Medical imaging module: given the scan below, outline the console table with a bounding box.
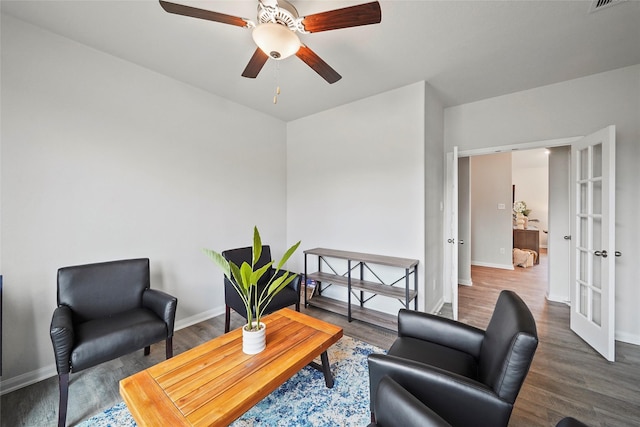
[513,228,540,265]
[304,248,419,331]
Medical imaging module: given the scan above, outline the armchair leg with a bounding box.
[295,301,300,312]
[166,337,173,359]
[57,373,69,427]
[144,346,150,356]
[224,305,231,333]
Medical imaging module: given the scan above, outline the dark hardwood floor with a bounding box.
[459,250,640,427]
[2,250,639,426]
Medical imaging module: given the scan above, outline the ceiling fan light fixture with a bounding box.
[252,22,300,60]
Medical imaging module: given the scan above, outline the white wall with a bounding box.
[512,153,549,247]
[469,153,514,269]
[286,82,427,314]
[1,16,288,390]
[445,65,640,344]
[423,83,445,312]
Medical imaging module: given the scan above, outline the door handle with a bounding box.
[447,238,455,244]
[615,251,622,257]
[594,250,608,258]
[563,235,571,240]
[459,240,464,245]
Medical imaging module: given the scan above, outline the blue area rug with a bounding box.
[78,335,384,426]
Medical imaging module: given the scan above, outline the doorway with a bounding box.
[468,148,550,271]
[455,141,576,311]
[450,126,617,361]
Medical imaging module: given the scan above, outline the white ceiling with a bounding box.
[2,0,639,122]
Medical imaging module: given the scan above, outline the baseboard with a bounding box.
[616,331,640,346]
[459,278,472,286]
[0,364,58,396]
[542,298,640,347]
[174,306,225,331]
[0,306,226,396]
[429,296,445,314]
[470,261,514,270]
[546,293,570,304]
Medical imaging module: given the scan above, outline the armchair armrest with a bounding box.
[143,289,178,337]
[372,376,451,427]
[50,305,74,374]
[397,309,485,358]
[368,354,512,427]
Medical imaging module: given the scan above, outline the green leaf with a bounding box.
[258,273,298,319]
[202,248,231,279]
[228,262,249,296]
[251,261,273,285]
[240,262,254,291]
[252,226,262,267]
[267,272,297,296]
[275,241,301,270]
[266,274,287,296]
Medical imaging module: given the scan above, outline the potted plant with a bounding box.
[203,226,300,354]
[513,200,531,229]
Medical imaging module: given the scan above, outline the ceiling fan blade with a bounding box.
[242,48,270,79]
[296,45,341,84]
[300,1,381,33]
[159,0,250,28]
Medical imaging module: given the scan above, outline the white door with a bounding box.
[444,147,459,320]
[570,125,616,361]
[547,147,572,302]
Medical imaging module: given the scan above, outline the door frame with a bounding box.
[444,147,459,319]
[447,136,581,320]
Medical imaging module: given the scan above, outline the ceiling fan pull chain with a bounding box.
[273,61,281,104]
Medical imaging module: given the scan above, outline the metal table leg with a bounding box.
[308,350,334,388]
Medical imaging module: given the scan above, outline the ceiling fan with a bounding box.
[159,0,382,84]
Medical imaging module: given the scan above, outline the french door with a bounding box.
[570,125,616,361]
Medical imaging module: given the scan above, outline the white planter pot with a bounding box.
[242,322,266,354]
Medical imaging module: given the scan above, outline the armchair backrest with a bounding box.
[478,290,538,403]
[222,245,273,288]
[57,258,150,323]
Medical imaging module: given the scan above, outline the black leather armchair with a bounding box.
[556,418,589,427]
[222,245,301,332]
[50,258,177,427]
[368,290,538,427]
[369,377,588,427]
[367,376,450,427]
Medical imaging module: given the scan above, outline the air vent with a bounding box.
[589,0,627,13]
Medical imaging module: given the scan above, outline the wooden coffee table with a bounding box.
[120,308,343,426]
